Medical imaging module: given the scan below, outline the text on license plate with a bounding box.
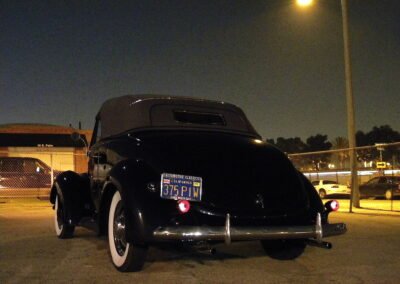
[160,173,202,201]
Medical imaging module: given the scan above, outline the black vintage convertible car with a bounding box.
[50,95,346,272]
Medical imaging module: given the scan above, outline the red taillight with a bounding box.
[325,199,339,212]
[177,200,190,213]
[330,200,339,211]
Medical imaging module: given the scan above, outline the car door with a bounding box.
[322,180,336,194]
[34,159,52,188]
[369,177,388,197]
[22,159,40,188]
[88,117,112,209]
[383,177,399,195]
[377,177,391,197]
[360,177,379,198]
[10,159,25,188]
[88,151,100,206]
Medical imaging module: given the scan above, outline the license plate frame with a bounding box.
[160,173,202,201]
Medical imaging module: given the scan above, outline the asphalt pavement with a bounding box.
[325,198,400,216]
[1,198,400,283]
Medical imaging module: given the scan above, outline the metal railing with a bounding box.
[1,143,399,212]
[288,142,400,211]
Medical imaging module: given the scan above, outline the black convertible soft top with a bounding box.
[97,95,260,139]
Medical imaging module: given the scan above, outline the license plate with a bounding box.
[160,173,202,201]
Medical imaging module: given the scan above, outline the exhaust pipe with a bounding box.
[306,239,332,249]
[193,243,217,255]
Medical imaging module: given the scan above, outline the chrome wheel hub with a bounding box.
[113,203,127,256]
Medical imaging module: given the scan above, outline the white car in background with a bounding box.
[311,180,351,199]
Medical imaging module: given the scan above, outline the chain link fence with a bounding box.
[289,142,400,211]
[0,150,86,199]
[2,143,400,212]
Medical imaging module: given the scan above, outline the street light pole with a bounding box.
[340,0,359,210]
[295,0,360,209]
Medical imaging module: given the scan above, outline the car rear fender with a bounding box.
[105,159,160,245]
[50,171,91,225]
[298,172,325,221]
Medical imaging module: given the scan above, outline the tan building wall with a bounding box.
[0,124,93,173]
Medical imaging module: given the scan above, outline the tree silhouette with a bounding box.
[267,137,306,154]
[357,125,400,163]
[331,136,349,169]
[267,125,400,170]
[305,134,332,170]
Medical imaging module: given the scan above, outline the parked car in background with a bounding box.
[50,95,346,272]
[0,157,59,198]
[0,157,56,188]
[359,176,400,200]
[311,180,351,199]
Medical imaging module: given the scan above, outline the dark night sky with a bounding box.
[1,0,399,140]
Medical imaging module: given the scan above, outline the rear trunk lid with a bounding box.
[136,131,309,217]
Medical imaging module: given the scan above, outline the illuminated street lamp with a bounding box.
[296,0,314,7]
[296,0,360,210]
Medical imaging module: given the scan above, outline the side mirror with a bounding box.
[71,132,81,142]
[71,132,88,156]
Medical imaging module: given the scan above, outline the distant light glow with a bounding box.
[254,139,263,144]
[296,0,313,6]
[303,169,400,177]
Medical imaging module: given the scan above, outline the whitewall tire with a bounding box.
[108,191,147,272]
[54,195,75,238]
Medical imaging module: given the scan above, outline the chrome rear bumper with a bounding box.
[153,213,346,245]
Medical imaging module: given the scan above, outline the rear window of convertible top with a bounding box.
[173,110,226,126]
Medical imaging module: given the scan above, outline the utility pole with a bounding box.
[341,0,359,209]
